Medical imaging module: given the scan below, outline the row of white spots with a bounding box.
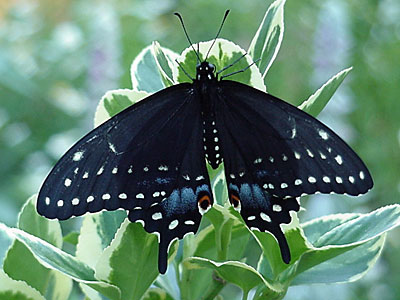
[247,210,278,223]
[259,148,337,166]
[261,171,366,192]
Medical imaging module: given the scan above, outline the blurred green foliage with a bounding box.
[0,0,399,299]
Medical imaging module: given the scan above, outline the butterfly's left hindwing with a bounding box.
[37,83,213,274]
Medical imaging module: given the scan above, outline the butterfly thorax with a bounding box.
[194,61,222,169]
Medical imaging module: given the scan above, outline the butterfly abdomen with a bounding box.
[201,114,223,169]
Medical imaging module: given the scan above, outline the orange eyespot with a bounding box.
[198,194,211,210]
[230,193,240,208]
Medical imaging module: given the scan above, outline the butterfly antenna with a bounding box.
[174,12,201,63]
[205,10,230,60]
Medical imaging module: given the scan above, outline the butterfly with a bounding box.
[37,11,373,274]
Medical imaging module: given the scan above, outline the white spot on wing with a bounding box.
[73,151,84,161]
[336,176,343,184]
[112,167,118,174]
[108,143,117,153]
[158,165,168,171]
[281,183,288,189]
[307,149,314,158]
[359,171,365,180]
[118,193,127,199]
[128,166,133,174]
[319,152,327,160]
[102,193,111,200]
[184,220,195,225]
[282,154,288,161]
[272,204,282,212]
[295,179,302,185]
[72,198,79,205]
[64,178,72,187]
[97,166,104,175]
[254,158,262,164]
[335,155,343,165]
[169,219,179,230]
[291,127,297,138]
[319,129,328,140]
[308,176,317,183]
[83,172,89,179]
[260,212,271,222]
[323,176,331,183]
[153,191,160,197]
[247,216,256,221]
[196,175,204,181]
[45,197,50,205]
[136,193,144,199]
[57,200,64,207]
[152,212,162,220]
[87,196,94,203]
[294,152,301,160]
[349,176,355,183]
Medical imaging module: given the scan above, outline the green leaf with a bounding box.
[293,236,384,285]
[95,220,178,300]
[177,39,266,91]
[130,45,166,93]
[292,205,400,285]
[298,67,352,116]
[211,169,228,206]
[94,89,149,127]
[248,0,285,78]
[142,287,174,300]
[76,211,126,300]
[3,196,72,300]
[130,44,178,93]
[63,232,79,246]
[0,270,46,300]
[184,258,281,296]
[0,223,121,300]
[152,41,178,87]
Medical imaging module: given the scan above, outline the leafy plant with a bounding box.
[0,1,398,299]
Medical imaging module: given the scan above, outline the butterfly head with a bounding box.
[196,61,216,82]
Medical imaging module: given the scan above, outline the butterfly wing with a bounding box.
[216,80,373,199]
[215,80,373,262]
[37,83,213,273]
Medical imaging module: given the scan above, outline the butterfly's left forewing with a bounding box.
[37,84,212,273]
[216,80,373,199]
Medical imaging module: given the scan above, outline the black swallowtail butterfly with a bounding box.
[37,11,373,274]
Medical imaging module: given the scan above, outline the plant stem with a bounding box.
[201,271,226,299]
[242,290,249,300]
